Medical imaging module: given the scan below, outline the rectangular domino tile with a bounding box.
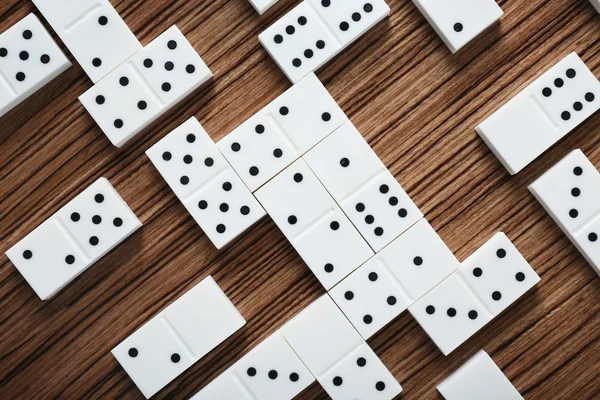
[32,0,141,82]
[280,295,402,399]
[412,0,503,53]
[304,120,422,252]
[112,276,246,399]
[330,218,460,339]
[529,149,600,275]
[249,0,279,15]
[6,178,141,300]
[0,14,71,118]
[80,26,212,147]
[147,117,266,249]
[259,0,390,83]
[437,350,523,400]
[477,52,600,175]
[218,73,347,193]
[409,233,539,355]
[191,332,315,400]
[255,159,373,290]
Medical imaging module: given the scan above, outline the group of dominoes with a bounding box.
[3,0,600,399]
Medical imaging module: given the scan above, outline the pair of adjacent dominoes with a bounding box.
[477,52,600,175]
[112,276,246,399]
[530,149,600,276]
[0,14,71,117]
[32,0,141,83]
[6,178,141,300]
[412,0,503,53]
[437,350,523,400]
[192,295,402,400]
[249,0,279,15]
[259,0,391,83]
[146,73,347,251]
[79,25,212,147]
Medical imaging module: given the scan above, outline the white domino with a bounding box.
[412,0,503,54]
[409,233,539,355]
[477,52,600,175]
[529,149,600,275]
[590,0,600,13]
[304,121,422,251]
[192,332,315,400]
[32,0,141,82]
[146,117,266,249]
[218,73,347,193]
[330,219,459,339]
[80,26,212,147]
[249,0,279,15]
[281,295,402,399]
[0,14,71,117]
[6,178,141,300]
[255,159,373,290]
[259,0,390,83]
[112,276,245,399]
[437,350,523,400]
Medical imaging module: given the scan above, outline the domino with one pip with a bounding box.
[6,178,141,300]
[281,295,402,399]
[218,73,347,193]
[304,121,422,252]
[80,25,212,147]
[32,0,141,82]
[477,52,600,175]
[0,13,71,118]
[255,159,373,290]
[409,233,539,355]
[112,276,245,399]
[437,350,523,400]
[146,117,266,249]
[411,0,503,53]
[329,218,459,339]
[259,0,390,83]
[529,149,600,275]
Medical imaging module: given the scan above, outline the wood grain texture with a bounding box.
[1,0,600,398]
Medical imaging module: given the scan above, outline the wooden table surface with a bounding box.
[1,0,600,399]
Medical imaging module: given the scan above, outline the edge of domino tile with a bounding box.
[0,13,72,119]
[475,124,519,175]
[437,350,524,400]
[249,0,278,15]
[590,0,600,13]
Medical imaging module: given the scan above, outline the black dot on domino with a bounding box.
[589,232,598,242]
[16,72,25,82]
[268,370,278,380]
[376,382,386,392]
[515,272,525,282]
[247,367,256,377]
[573,166,583,176]
[114,218,123,227]
[71,212,81,222]
[492,291,502,301]
[171,353,180,363]
[89,236,99,246]
[454,23,463,32]
[333,376,343,386]
[0,48,7,57]
[344,290,353,300]
[128,348,138,357]
[468,310,478,320]
[216,224,226,234]
[369,272,378,282]
[473,267,482,277]
[325,263,334,273]
[19,51,28,61]
[447,307,457,317]
[569,209,578,218]
[23,30,32,40]
[363,315,373,324]
[23,250,33,259]
[496,248,506,258]
[222,182,232,191]
[92,58,102,67]
[120,77,129,87]
[167,40,177,50]
[289,373,299,382]
[240,206,250,215]
[413,256,423,266]
[95,194,104,203]
[426,305,435,314]
[65,255,75,265]
[571,187,581,197]
[387,296,396,305]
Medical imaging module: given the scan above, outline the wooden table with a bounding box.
[1,0,600,398]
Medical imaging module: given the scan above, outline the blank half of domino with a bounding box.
[0,13,71,117]
[411,0,503,53]
[437,350,523,400]
[112,276,246,399]
[6,178,141,300]
[32,0,141,82]
[529,149,600,276]
[477,52,600,175]
[259,0,390,83]
[80,26,212,147]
